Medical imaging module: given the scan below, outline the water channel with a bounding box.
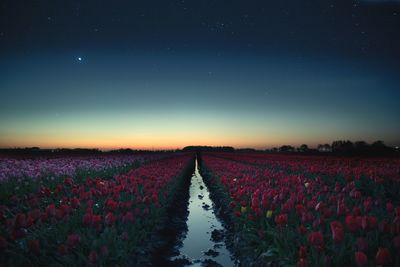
[171,158,236,266]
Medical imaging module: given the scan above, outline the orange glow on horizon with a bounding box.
[0,134,330,150]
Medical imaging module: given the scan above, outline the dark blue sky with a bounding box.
[0,0,399,149]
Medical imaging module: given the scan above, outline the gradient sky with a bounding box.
[1,0,399,149]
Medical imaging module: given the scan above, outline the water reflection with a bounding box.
[172,158,236,266]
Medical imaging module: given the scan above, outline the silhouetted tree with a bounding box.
[298,144,309,152]
[182,146,234,152]
[354,141,369,153]
[332,140,354,153]
[371,140,391,154]
[279,145,295,152]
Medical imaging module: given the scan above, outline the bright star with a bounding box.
[77,57,82,61]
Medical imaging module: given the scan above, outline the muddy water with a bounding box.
[171,158,236,266]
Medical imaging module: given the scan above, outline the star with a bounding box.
[77,57,82,61]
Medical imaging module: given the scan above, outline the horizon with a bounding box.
[1,1,399,149]
[0,140,397,152]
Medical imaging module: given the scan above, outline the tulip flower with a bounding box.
[104,212,117,226]
[345,215,361,233]
[58,244,69,255]
[88,250,99,266]
[297,258,307,267]
[298,246,307,259]
[375,247,391,266]
[308,231,324,251]
[275,213,288,227]
[46,204,56,217]
[13,213,27,229]
[355,251,368,267]
[330,221,344,243]
[70,197,80,209]
[66,234,80,249]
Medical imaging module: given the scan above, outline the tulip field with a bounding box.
[1,151,399,266]
[200,153,400,267]
[0,153,194,266]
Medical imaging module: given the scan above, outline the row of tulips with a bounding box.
[0,154,194,266]
[211,152,400,185]
[201,153,400,267]
[0,153,174,206]
[0,153,172,182]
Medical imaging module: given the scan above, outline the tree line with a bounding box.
[274,140,398,156]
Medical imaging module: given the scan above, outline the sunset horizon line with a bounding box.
[1,139,398,152]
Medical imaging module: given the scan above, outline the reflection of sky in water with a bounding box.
[175,159,236,266]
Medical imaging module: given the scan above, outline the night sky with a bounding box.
[1,0,399,149]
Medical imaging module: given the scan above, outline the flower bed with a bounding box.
[201,153,400,267]
[0,154,194,266]
[0,154,171,182]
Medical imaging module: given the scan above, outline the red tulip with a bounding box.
[28,209,41,222]
[386,202,394,213]
[64,177,73,186]
[345,215,361,232]
[66,234,81,249]
[122,211,134,223]
[367,216,377,230]
[124,201,132,209]
[352,206,361,216]
[14,213,27,229]
[71,197,80,209]
[375,247,391,266]
[105,212,116,226]
[275,213,288,227]
[46,204,56,217]
[308,231,324,251]
[298,225,307,235]
[92,215,102,230]
[88,250,99,266]
[58,244,69,255]
[55,208,65,220]
[355,251,368,267]
[105,198,118,210]
[337,201,347,216]
[262,192,269,208]
[297,258,307,267]
[330,221,344,243]
[361,216,377,231]
[298,246,307,259]
[10,228,26,240]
